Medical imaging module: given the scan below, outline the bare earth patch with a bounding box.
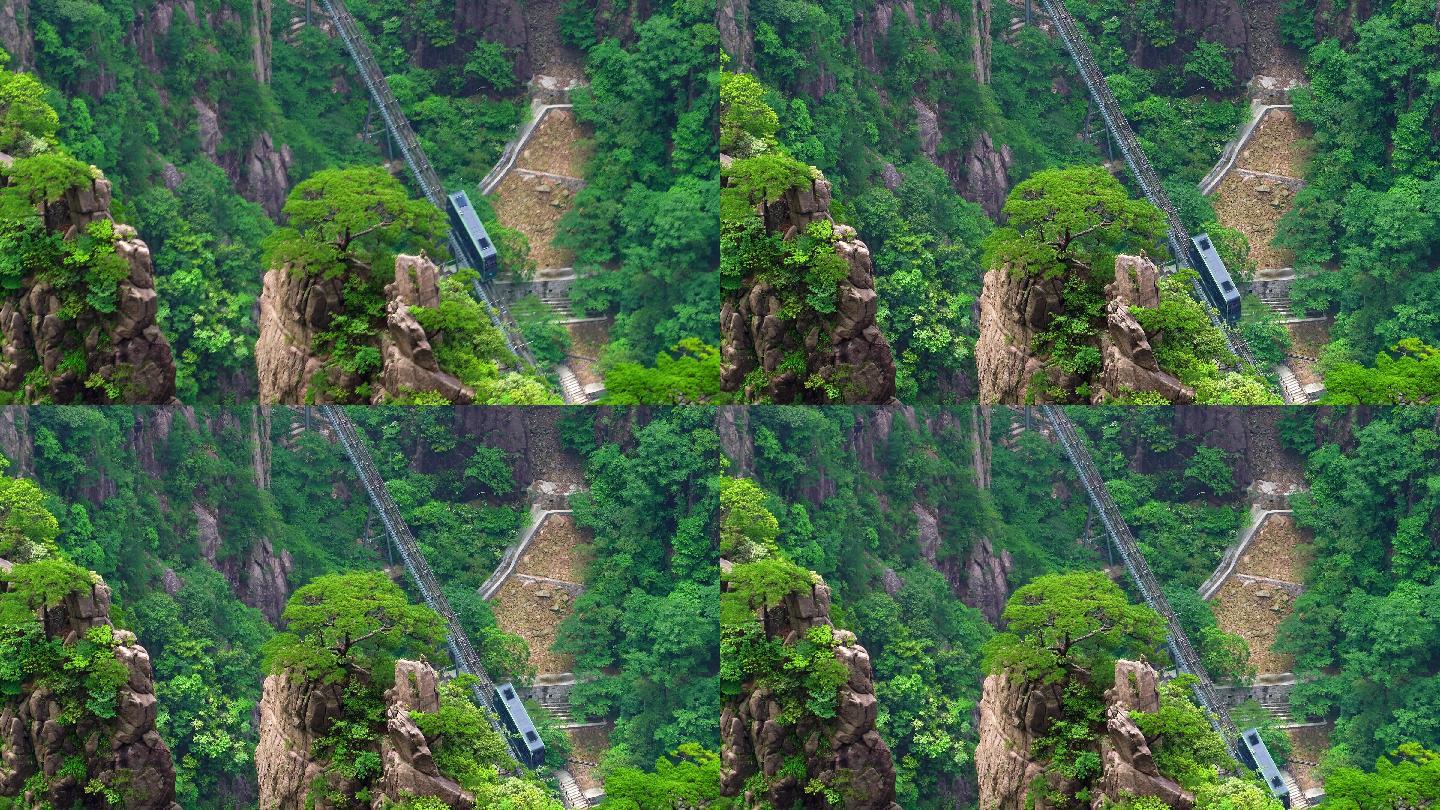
[516,109,590,179]
[1235,514,1312,583]
[492,171,577,270]
[515,514,592,582]
[1236,110,1309,178]
[523,409,588,484]
[566,318,612,389]
[491,577,576,673]
[1286,724,1333,794]
[1285,318,1332,387]
[1213,172,1297,270]
[1211,578,1297,674]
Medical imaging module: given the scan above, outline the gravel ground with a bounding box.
[1287,725,1333,793]
[492,171,577,270]
[1236,110,1309,177]
[1211,578,1297,673]
[492,576,576,673]
[1285,319,1332,388]
[523,0,587,79]
[523,409,587,483]
[1242,0,1308,81]
[1212,172,1296,270]
[516,109,590,179]
[1242,408,1307,484]
[515,514,592,582]
[567,724,613,792]
[1236,513,1312,582]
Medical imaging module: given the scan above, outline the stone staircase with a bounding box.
[542,290,574,318]
[557,364,588,404]
[540,693,576,725]
[1277,365,1308,404]
[1282,771,1310,808]
[1258,289,1294,318]
[1259,696,1294,725]
[556,769,589,808]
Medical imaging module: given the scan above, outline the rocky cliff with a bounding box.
[0,569,181,809]
[720,171,897,404]
[976,254,1194,404]
[256,659,473,810]
[976,660,1194,810]
[0,161,178,403]
[256,253,473,404]
[721,577,902,809]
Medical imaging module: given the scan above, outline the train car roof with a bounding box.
[447,190,498,258]
[495,682,546,754]
[1242,728,1289,798]
[1192,233,1240,300]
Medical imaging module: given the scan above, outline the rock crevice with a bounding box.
[256,659,473,810]
[975,659,1194,810]
[256,254,472,404]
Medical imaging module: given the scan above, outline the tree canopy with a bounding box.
[262,571,444,684]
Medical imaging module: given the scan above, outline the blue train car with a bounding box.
[446,190,501,282]
[1190,233,1242,325]
[493,682,546,768]
[1240,727,1292,807]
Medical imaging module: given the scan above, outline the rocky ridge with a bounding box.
[720,577,901,809]
[720,170,897,403]
[256,253,473,404]
[0,159,178,403]
[976,253,1195,404]
[976,659,1194,809]
[0,569,181,809]
[256,658,473,810]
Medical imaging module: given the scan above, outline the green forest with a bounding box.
[721,0,1440,404]
[720,405,1440,807]
[0,406,721,809]
[0,0,718,404]
[1274,0,1440,398]
[719,0,1282,402]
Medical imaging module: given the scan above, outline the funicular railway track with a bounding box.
[315,0,538,370]
[1043,406,1243,752]
[1035,0,1263,372]
[1043,405,1305,805]
[320,406,524,768]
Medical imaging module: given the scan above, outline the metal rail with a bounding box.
[315,0,538,369]
[1035,0,1260,369]
[320,405,522,768]
[1042,405,1243,761]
